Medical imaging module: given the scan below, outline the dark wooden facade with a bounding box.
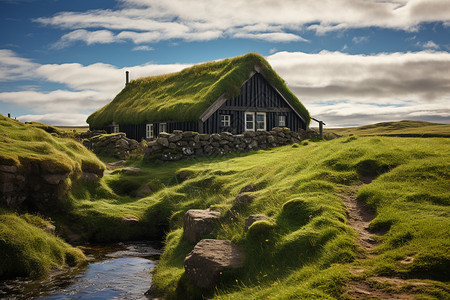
[104,72,307,140]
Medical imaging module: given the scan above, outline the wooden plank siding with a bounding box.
[105,72,306,140]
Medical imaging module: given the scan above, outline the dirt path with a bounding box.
[340,182,438,299]
[340,184,378,252]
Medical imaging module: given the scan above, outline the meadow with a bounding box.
[1,117,449,299]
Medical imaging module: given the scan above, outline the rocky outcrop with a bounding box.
[0,163,103,210]
[244,214,270,231]
[183,209,221,244]
[184,239,244,289]
[83,133,139,159]
[145,127,305,161]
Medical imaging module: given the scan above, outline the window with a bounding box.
[220,115,230,127]
[146,123,154,139]
[278,115,286,127]
[159,123,167,133]
[256,112,266,131]
[113,124,119,133]
[245,112,254,131]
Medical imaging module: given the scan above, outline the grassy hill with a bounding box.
[67,135,449,299]
[1,116,449,298]
[0,115,105,279]
[327,120,450,137]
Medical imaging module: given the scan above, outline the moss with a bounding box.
[0,212,85,279]
[87,53,310,128]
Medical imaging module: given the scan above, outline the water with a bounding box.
[0,242,161,299]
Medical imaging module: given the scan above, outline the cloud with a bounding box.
[352,36,369,44]
[0,49,39,81]
[421,40,440,49]
[267,50,450,126]
[34,0,450,46]
[132,45,154,51]
[17,113,90,127]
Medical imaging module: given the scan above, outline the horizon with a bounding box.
[1,0,449,128]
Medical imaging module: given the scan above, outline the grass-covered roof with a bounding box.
[87,53,310,129]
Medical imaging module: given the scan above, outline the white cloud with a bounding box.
[267,50,450,126]
[0,49,39,81]
[132,45,154,51]
[352,36,369,44]
[17,113,90,127]
[421,40,440,49]
[34,0,450,46]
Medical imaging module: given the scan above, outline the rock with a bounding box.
[183,209,221,244]
[184,239,244,289]
[240,184,256,193]
[107,160,126,167]
[121,215,139,225]
[81,172,100,181]
[0,165,18,173]
[159,132,171,138]
[43,173,68,185]
[121,167,141,174]
[233,193,256,207]
[140,184,153,194]
[156,137,169,147]
[244,214,270,231]
[168,134,182,143]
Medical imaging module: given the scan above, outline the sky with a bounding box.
[0,0,449,128]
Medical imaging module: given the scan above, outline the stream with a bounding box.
[0,241,160,299]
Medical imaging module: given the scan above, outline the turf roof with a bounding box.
[87,53,310,129]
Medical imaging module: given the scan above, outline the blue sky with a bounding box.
[1,0,449,127]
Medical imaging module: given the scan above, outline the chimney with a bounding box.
[126,71,129,85]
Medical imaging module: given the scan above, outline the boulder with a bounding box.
[183,209,221,244]
[107,160,126,167]
[184,239,244,289]
[244,214,270,231]
[233,193,256,207]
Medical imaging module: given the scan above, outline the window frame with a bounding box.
[278,115,286,127]
[159,122,167,133]
[113,124,119,133]
[220,114,231,127]
[245,112,255,131]
[146,123,154,139]
[256,112,266,131]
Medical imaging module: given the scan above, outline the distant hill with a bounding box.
[327,120,450,137]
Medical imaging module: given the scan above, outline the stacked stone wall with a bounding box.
[145,127,319,161]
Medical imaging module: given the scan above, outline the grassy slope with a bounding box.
[0,115,106,278]
[70,136,449,299]
[0,211,85,279]
[0,115,104,174]
[327,120,450,137]
[87,53,310,128]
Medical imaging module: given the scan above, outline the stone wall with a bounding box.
[0,164,103,211]
[145,127,319,161]
[82,133,139,159]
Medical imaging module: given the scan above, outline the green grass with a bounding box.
[63,136,449,299]
[327,120,450,137]
[0,210,86,279]
[0,115,104,175]
[87,53,310,128]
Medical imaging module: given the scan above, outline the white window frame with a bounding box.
[159,122,167,133]
[245,112,255,131]
[278,115,286,127]
[220,115,230,127]
[256,112,266,131]
[146,123,154,139]
[113,124,119,133]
